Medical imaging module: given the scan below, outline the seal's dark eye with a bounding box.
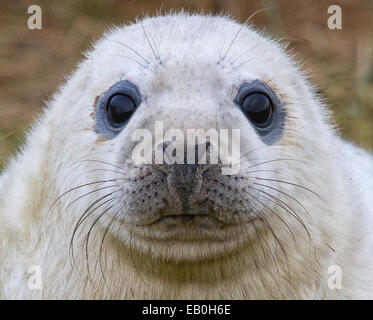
[96,80,141,138]
[241,93,273,128]
[234,80,284,143]
[106,94,136,127]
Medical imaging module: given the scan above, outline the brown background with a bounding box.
[0,0,372,170]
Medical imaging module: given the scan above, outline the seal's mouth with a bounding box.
[131,205,256,243]
[143,213,221,225]
[117,178,258,257]
[131,196,256,232]
[134,212,223,227]
[133,212,239,242]
[133,199,241,228]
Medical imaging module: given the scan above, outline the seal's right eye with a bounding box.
[106,94,136,127]
[95,80,142,139]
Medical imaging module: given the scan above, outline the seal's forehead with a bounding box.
[86,13,299,99]
[98,14,248,60]
[90,14,290,76]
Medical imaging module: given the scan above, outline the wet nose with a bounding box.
[159,140,212,165]
[160,141,212,201]
[169,163,200,195]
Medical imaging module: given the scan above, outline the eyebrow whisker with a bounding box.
[105,36,151,65]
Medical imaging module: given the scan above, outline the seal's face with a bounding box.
[60,15,329,263]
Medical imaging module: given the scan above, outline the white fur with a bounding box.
[1,13,373,299]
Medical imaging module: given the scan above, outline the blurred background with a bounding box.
[0,0,372,171]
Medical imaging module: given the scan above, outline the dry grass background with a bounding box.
[0,0,372,171]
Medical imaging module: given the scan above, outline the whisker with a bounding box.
[108,54,148,69]
[98,209,122,288]
[83,204,115,281]
[234,57,256,69]
[240,145,272,160]
[250,205,284,273]
[66,184,121,210]
[245,189,297,246]
[221,7,273,62]
[80,168,128,176]
[252,177,324,202]
[97,195,135,287]
[70,193,118,273]
[250,185,310,238]
[82,150,140,166]
[105,36,150,64]
[147,29,161,62]
[246,158,300,168]
[252,181,312,220]
[74,159,129,171]
[230,43,260,66]
[140,21,161,63]
[251,207,280,273]
[50,179,117,210]
[129,219,147,285]
[246,169,280,174]
[252,218,269,267]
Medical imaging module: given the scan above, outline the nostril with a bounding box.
[154,140,173,154]
[171,163,198,175]
[192,141,211,165]
[162,141,172,153]
[156,140,216,165]
[206,140,211,150]
[168,163,201,197]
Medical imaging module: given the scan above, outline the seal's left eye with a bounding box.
[106,94,136,127]
[234,80,284,144]
[240,93,273,128]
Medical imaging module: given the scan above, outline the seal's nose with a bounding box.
[159,141,212,206]
[169,163,200,194]
[166,162,203,210]
[159,140,212,165]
